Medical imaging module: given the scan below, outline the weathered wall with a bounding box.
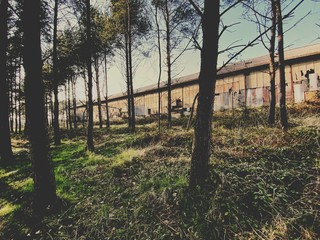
[75,57,320,122]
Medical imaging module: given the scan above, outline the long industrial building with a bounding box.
[77,44,320,121]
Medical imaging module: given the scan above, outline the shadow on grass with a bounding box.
[179,171,223,240]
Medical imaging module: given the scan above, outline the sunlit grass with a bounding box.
[110,148,142,168]
[0,202,20,217]
[9,178,33,192]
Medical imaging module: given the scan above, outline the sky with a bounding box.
[59,0,320,101]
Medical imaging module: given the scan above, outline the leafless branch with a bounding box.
[192,36,202,51]
[283,0,305,19]
[8,2,20,19]
[218,42,258,55]
[241,1,272,21]
[218,0,308,72]
[284,10,311,34]
[188,0,203,17]
[220,0,245,17]
[219,22,240,40]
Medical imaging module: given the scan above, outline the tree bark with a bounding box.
[67,79,72,129]
[104,56,110,128]
[94,56,103,128]
[53,0,61,145]
[164,0,172,129]
[50,93,54,128]
[125,34,132,128]
[22,0,57,210]
[0,0,14,164]
[268,0,276,125]
[72,77,78,129]
[275,0,288,131]
[86,0,94,151]
[187,93,199,131]
[155,6,162,132]
[189,0,220,187]
[18,62,22,133]
[64,85,69,129]
[46,93,50,127]
[10,70,14,133]
[127,1,135,132]
[14,73,18,133]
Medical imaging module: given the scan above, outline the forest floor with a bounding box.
[0,103,319,240]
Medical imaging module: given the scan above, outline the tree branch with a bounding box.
[218,42,258,55]
[218,0,308,72]
[218,22,240,40]
[188,0,203,17]
[220,0,245,17]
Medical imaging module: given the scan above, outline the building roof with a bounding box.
[105,43,320,102]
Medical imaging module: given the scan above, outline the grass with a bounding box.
[0,103,319,239]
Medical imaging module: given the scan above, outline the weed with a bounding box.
[1,102,319,239]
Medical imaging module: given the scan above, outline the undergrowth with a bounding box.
[0,103,319,239]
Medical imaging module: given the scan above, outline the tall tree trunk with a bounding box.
[64,85,68,129]
[155,6,162,132]
[275,0,288,131]
[189,0,220,187]
[83,70,88,128]
[50,93,54,128]
[22,0,57,210]
[45,93,49,127]
[86,0,94,151]
[10,72,14,133]
[0,0,13,164]
[18,62,22,133]
[94,56,103,128]
[72,77,78,129]
[126,1,135,132]
[164,0,172,129]
[268,0,276,125]
[125,33,132,128]
[14,70,18,133]
[67,79,72,129]
[104,56,110,128]
[52,0,61,145]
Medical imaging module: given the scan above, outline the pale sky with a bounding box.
[59,0,320,102]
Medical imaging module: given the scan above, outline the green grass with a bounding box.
[0,103,319,239]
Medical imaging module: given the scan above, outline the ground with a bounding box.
[0,103,319,240]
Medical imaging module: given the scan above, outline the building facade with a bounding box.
[76,44,320,121]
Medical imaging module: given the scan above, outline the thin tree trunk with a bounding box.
[83,70,88,128]
[45,93,49,127]
[127,1,135,132]
[0,0,13,164]
[189,0,220,187]
[125,33,132,128]
[64,85,69,129]
[72,77,78,129]
[53,0,61,145]
[22,0,57,210]
[276,0,288,131]
[164,0,172,129]
[86,0,94,151]
[10,72,14,133]
[187,93,199,131]
[155,6,162,132]
[104,56,110,128]
[268,0,276,125]
[94,57,103,128]
[67,79,72,129]
[50,93,54,128]
[14,69,18,133]
[18,62,22,133]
